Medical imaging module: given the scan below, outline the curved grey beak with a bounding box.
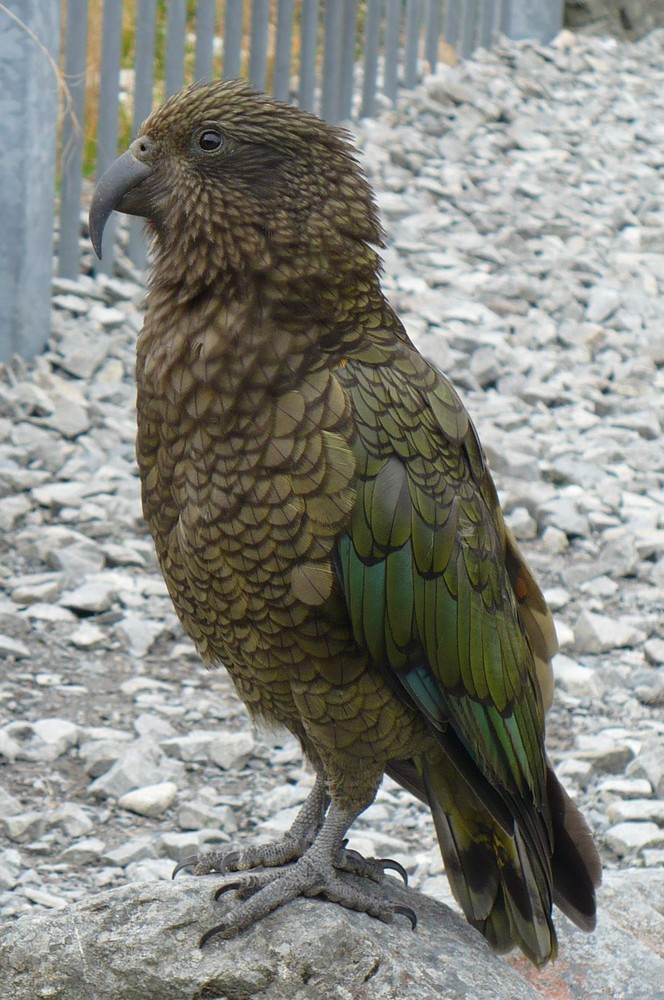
[89,149,153,259]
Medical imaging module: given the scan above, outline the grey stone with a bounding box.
[101,839,156,868]
[125,858,175,882]
[574,611,644,654]
[21,887,68,910]
[69,622,106,650]
[0,634,30,658]
[59,579,117,614]
[553,655,601,698]
[116,613,167,657]
[599,777,654,799]
[60,838,106,864]
[9,573,62,605]
[575,734,635,774]
[118,782,178,818]
[3,719,78,763]
[505,506,538,540]
[627,745,664,797]
[0,848,22,890]
[644,638,664,666]
[0,784,23,816]
[48,805,95,839]
[88,740,183,799]
[176,800,237,833]
[605,821,664,856]
[1,812,45,843]
[78,739,133,778]
[160,730,256,771]
[606,799,664,825]
[0,494,32,531]
[47,539,106,576]
[586,286,622,322]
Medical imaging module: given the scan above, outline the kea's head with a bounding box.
[90,80,383,290]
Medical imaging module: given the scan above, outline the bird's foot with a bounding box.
[173,831,314,879]
[174,838,408,887]
[200,851,417,944]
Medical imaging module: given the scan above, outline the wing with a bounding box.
[335,343,555,810]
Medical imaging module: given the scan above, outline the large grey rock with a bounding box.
[0,878,543,1000]
[1,871,663,1000]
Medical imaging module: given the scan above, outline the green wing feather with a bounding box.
[334,341,565,964]
[337,349,548,802]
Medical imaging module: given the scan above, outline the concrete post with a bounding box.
[0,1,61,361]
[503,0,564,44]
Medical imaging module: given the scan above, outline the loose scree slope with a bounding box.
[89,79,601,966]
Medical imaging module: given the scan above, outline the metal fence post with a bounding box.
[95,0,124,275]
[58,0,88,281]
[502,0,564,43]
[0,1,60,361]
[128,0,158,269]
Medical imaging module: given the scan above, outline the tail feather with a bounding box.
[422,760,558,966]
[547,764,601,930]
[386,750,600,966]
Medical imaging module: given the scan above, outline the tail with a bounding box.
[387,754,601,966]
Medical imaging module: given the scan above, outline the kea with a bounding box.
[89,79,601,965]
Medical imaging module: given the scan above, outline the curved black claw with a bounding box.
[394,903,418,930]
[172,855,198,879]
[200,922,227,948]
[379,858,409,886]
[342,849,409,886]
[218,850,241,875]
[214,880,244,901]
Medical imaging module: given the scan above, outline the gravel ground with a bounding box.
[1,28,663,923]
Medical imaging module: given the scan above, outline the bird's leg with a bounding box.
[174,770,330,878]
[199,798,417,943]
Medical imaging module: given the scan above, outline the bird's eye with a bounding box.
[198,129,224,152]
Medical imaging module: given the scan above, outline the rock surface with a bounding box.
[0,870,661,1000]
[0,878,542,1000]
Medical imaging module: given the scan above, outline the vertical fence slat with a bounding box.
[298,0,319,110]
[59,0,88,280]
[404,0,422,89]
[338,0,359,120]
[195,0,217,82]
[129,0,158,268]
[249,0,270,91]
[96,0,124,274]
[383,0,401,104]
[274,0,294,100]
[424,0,441,74]
[321,0,344,121]
[360,0,382,119]
[477,0,495,48]
[460,0,478,58]
[165,0,187,97]
[499,0,511,35]
[223,0,244,79]
[444,0,461,49]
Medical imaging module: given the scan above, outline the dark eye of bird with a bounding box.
[199,129,223,152]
